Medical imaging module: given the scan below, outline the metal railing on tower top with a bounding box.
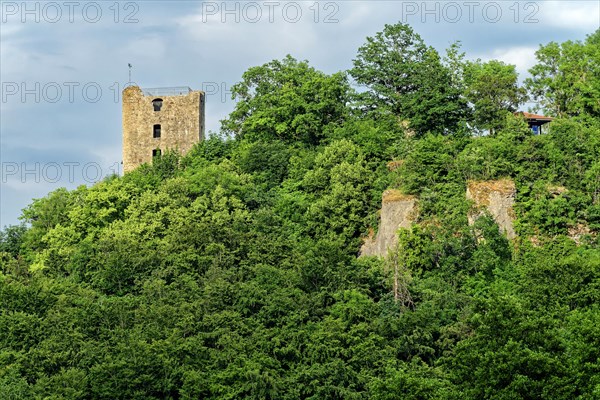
[141,87,193,96]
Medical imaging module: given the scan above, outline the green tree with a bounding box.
[222,55,351,145]
[350,23,467,136]
[526,29,600,117]
[464,60,527,134]
[0,224,27,258]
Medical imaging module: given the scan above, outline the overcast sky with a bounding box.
[1,0,599,227]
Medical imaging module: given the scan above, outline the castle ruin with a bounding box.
[122,85,205,173]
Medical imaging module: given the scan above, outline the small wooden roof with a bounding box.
[516,111,553,124]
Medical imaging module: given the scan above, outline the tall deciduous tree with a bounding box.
[464,60,527,134]
[350,23,467,136]
[526,29,600,118]
[221,55,351,145]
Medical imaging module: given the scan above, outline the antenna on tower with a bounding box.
[128,63,132,84]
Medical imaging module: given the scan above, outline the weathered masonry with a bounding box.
[122,85,205,173]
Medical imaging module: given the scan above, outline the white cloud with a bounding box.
[342,3,375,27]
[122,34,168,61]
[175,3,321,56]
[537,1,600,32]
[488,46,539,78]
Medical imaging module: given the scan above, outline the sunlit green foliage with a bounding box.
[1,25,598,399]
[350,23,467,136]
[526,29,600,117]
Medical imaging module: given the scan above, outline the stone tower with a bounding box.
[122,85,205,173]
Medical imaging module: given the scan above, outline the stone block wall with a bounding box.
[122,86,205,173]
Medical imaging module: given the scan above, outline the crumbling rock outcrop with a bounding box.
[362,178,592,252]
[467,179,516,240]
[360,190,417,257]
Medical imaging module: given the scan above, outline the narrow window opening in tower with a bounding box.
[153,124,161,138]
[152,98,163,111]
[153,149,161,158]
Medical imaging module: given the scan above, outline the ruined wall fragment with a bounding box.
[360,189,417,257]
[467,179,516,240]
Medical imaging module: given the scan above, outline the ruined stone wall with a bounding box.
[360,190,417,257]
[362,177,594,256]
[122,86,205,173]
[466,179,516,240]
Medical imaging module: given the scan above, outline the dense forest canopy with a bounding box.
[1,23,599,399]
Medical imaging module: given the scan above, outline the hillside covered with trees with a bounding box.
[1,24,599,399]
